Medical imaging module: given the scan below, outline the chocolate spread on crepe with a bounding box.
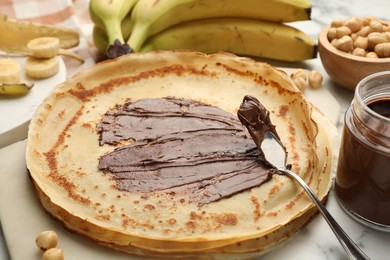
[97,96,277,206]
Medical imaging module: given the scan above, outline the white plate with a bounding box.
[0,55,66,148]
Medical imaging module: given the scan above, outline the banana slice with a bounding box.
[27,37,60,59]
[27,37,84,63]
[25,56,59,79]
[0,82,34,96]
[0,58,21,84]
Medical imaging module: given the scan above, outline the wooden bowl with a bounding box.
[318,26,390,91]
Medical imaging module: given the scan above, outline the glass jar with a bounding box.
[335,71,390,231]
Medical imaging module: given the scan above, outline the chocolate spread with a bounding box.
[237,95,282,161]
[336,98,390,226]
[97,96,276,206]
[368,99,390,118]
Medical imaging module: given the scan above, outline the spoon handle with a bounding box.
[279,168,371,260]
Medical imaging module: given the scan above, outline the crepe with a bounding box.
[26,51,337,258]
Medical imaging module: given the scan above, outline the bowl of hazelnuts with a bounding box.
[318,16,390,91]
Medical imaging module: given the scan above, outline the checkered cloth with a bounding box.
[1,0,97,77]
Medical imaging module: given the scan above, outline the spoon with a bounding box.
[261,131,371,260]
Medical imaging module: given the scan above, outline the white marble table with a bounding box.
[1,0,390,259]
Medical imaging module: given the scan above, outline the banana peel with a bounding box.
[0,13,79,55]
[0,82,34,96]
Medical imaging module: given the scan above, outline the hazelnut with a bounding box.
[366,52,379,58]
[35,230,58,251]
[290,68,307,81]
[332,35,354,52]
[375,42,390,58]
[353,36,368,49]
[352,48,366,57]
[308,70,323,89]
[362,16,376,26]
[385,32,390,41]
[327,27,337,41]
[331,18,346,28]
[369,20,383,33]
[292,76,307,92]
[344,17,363,32]
[356,26,370,37]
[367,32,387,50]
[42,248,64,260]
[336,26,352,38]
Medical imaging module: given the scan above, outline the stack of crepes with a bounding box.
[26,51,337,259]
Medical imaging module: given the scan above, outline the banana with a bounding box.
[89,6,133,42]
[89,0,137,58]
[27,37,84,63]
[0,13,79,54]
[0,82,34,96]
[90,11,133,57]
[140,18,317,62]
[25,56,59,79]
[127,0,312,52]
[92,26,109,54]
[0,58,20,84]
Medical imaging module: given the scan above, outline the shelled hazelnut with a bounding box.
[308,71,323,89]
[35,230,58,251]
[42,248,64,260]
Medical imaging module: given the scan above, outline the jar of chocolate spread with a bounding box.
[335,71,390,231]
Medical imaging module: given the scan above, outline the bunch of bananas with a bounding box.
[90,0,317,62]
